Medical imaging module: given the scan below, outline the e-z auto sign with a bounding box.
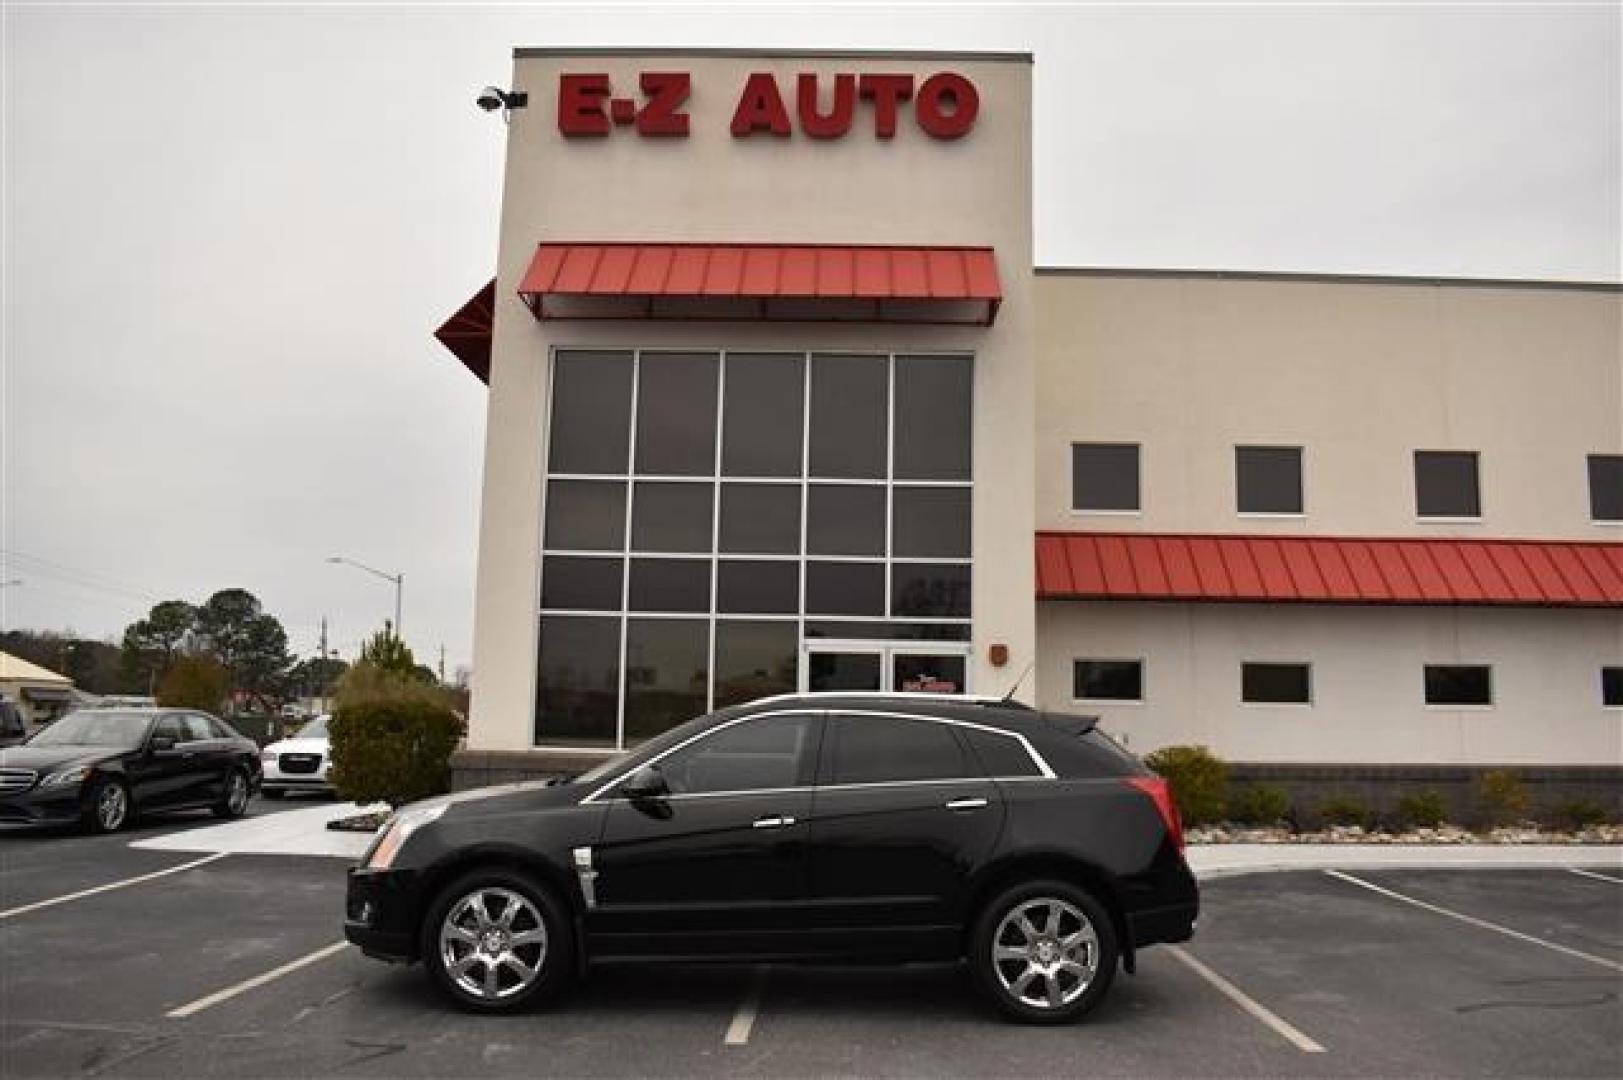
[557,71,979,139]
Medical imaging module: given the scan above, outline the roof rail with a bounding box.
[745,691,1030,709]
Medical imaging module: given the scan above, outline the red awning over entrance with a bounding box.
[1036,532,1623,607]
[516,243,1002,325]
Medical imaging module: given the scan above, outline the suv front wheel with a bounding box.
[421,870,573,1013]
[970,879,1119,1024]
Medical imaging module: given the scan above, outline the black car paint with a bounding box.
[345,696,1197,973]
[0,710,262,828]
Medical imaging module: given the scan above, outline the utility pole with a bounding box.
[318,617,330,715]
[438,644,446,685]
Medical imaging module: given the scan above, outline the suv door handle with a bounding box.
[752,815,796,829]
[945,797,988,811]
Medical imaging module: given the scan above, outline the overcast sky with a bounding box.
[2,1,1618,673]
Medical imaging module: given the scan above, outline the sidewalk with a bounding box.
[130,801,381,859]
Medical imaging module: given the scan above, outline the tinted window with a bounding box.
[1415,451,1480,517]
[892,653,966,694]
[1589,455,1622,521]
[805,562,885,616]
[536,616,620,745]
[549,351,633,474]
[541,556,623,611]
[624,618,708,741]
[960,726,1042,778]
[1242,663,1312,704]
[809,355,887,478]
[1074,660,1143,701]
[1236,447,1303,514]
[1604,667,1623,708]
[807,485,885,556]
[179,714,214,741]
[806,621,971,642]
[635,352,718,476]
[716,561,798,614]
[714,621,798,708]
[892,564,971,618]
[1424,665,1491,706]
[628,559,710,613]
[722,354,804,477]
[544,480,626,551]
[719,484,800,554]
[893,487,971,558]
[825,714,969,785]
[631,482,713,552]
[894,355,972,480]
[808,653,883,692]
[658,713,817,794]
[1072,444,1140,512]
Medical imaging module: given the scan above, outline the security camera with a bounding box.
[476,87,506,112]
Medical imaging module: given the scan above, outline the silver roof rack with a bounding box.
[744,691,1021,708]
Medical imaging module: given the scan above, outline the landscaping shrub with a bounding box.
[1477,770,1530,825]
[155,655,230,713]
[329,663,461,808]
[1396,789,1448,829]
[1228,784,1291,826]
[1317,794,1371,828]
[1556,798,1609,829]
[1142,745,1229,826]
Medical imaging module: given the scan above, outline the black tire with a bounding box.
[421,869,574,1013]
[969,879,1119,1024]
[212,769,251,819]
[82,776,132,834]
[261,787,286,800]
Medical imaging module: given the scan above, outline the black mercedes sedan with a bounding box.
[0,708,261,832]
[345,693,1197,1023]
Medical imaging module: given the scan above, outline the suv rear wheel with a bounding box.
[421,870,573,1013]
[970,879,1118,1024]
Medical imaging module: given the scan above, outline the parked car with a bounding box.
[344,693,1197,1023]
[0,708,261,832]
[260,714,334,798]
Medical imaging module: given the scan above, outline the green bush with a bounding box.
[329,663,461,807]
[1477,770,1530,825]
[1143,745,1229,826]
[1556,798,1609,829]
[1397,789,1448,829]
[1228,784,1291,826]
[1317,794,1371,828]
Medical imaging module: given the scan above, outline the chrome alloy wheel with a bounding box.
[991,897,1099,1010]
[97,783,128,831]
[226,772,248,814]
[439,887,549,1002]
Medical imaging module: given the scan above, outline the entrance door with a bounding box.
[803,644,972,694]
[806,646,885,692]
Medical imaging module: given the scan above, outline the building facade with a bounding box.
[439,48,1622,809]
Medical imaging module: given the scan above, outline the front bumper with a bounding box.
[262,757,333,791]
[344,865,426,963]
[0,777,91,828]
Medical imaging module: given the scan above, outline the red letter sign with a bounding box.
[730,73,792,137]
[637,71,690,136]
[797,73,855,139]
[915,72,978,139]
[858,74,914,139]
[558,73,611,136]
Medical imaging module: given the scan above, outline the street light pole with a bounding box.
[325,557,404,636]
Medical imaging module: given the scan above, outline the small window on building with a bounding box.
[1603,667,1623,708]
[1242,662,1312,704]
[1424,665,1492,706]
[1236,447,1303,514]
[1072,443,1140,512]
[1588,455,1622,522]
[1074,660,1143,702]
[1415,451,1481,518]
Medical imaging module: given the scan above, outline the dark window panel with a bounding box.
[1242,662,1312,704]
[548,351,633,474]
[826,714,968,784]
[659,713,818,794]
[891,653,967,694]
[544,480,627,551]
[1589,455,1623,521]
[1424,665,1492,706]
[718,484,801,554]
[540,556,623,611]
[1074,660,1143,701]
[635,352,718,476]
[892,563,971,618]
[893,487,971,558]
[716,561,799,614]
[722,354,805,477]
[806,485,886,556]
[1415,451,1481,518]
[805,621,971,642]
[805,561,885,616]
[1236,447,1304,514]
[714,621,799,708]
[623,618,709,741]
[894,355,973,480]
[961,727,1042,778]
[628,559,711,612]
[809,354,887,479]
[536,615,620,746]
[1603,667,1623,708]
[631,482,713,552]
[1072,443,1140,512]
[808,652,883,692]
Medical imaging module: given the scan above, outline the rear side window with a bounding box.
[659,713,819,795]
[824,714,968,785]
[959,726,1042,778]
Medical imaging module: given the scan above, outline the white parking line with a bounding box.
[1569,868,1623,885]
[723,967,768,1046]
[0,853,229,920]
[1325,870,1623,973]
[1167,946,1326,1054]
[166,941,351,1018]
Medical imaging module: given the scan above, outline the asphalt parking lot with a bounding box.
[2,810,1619,1079]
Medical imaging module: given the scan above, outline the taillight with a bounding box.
[1127,776,1184,853]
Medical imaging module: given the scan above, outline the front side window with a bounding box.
[1242,662,1312,704]
[1415,451,1481,518]
[824,713,968,785]
[1236,446,1303,514]
[1589,455,1622,522]
[1074,660,1143,702]
[1072,443,1140,512]
[1424,665,1492,706]
[657,713,818,795]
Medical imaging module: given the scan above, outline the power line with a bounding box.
[0,550,165,604]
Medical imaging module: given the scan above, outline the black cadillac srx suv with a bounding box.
[344,693,1197,1023]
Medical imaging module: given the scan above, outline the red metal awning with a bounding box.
[434,280,494,383]
[1036,532,1623,607]
[516,243,1002,325]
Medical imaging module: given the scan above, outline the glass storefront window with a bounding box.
[624,618,709,740]
[549,351,633,475]
[714,621,798,707]
[535,615,621,745]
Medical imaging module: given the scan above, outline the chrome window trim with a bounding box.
[578,706,1054,805]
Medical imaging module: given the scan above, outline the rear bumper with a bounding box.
[1127,900,1197,947]
[344,865,425,963]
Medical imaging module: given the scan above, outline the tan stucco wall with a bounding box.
[470,52,1035,750]
[1037,601,1623,766]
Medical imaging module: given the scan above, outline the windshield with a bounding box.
[297,715,329,740]
[28,710,152,750]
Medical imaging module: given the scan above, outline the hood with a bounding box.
[400,777,577,819]
[0,745,126,773]
[264,737,328,754]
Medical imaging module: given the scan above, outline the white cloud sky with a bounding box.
[2,1,1617,671]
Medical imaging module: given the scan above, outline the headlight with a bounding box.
[365,804,448,870]
[39,766,93,788]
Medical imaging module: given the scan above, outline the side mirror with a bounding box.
[149,735,176,754]
[620,764,669,801]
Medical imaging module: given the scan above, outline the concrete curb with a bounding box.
[1188,843,1623,880]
